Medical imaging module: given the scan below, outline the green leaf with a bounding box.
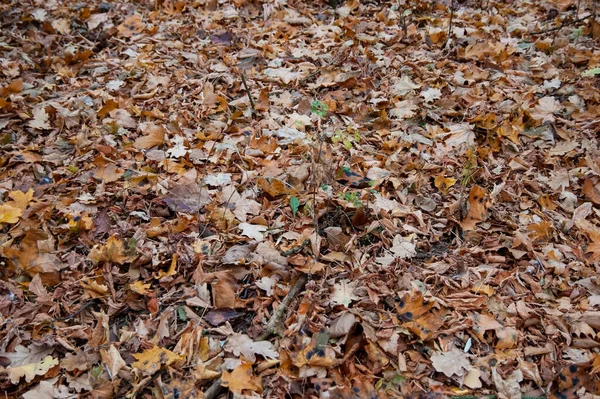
[582,68,600,77]
[311,100,328,118]
[177,305,188,321]
[290,196,300,216]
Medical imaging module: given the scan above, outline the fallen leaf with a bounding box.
[430,347,471,377]
[238,223,267,241]
[460,185,490,231]
[492,367,523,399]
[224,333,279,363]
[29,107,52,130]
[331,280,359,307]
[4,355,59,384]
[221,363,263,394]
[134,123,165,149]
[131,346,183,376]
[0,204,22,224]
[162,180,210,213]
[100,345,126,379]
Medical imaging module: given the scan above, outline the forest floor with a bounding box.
[1,0,600,398]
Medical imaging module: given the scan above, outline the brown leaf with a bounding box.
[583,177,600,205]
[134,123,165,149]
[460,185,491,231]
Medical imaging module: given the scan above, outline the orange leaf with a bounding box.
[117,15,145,38]
[460,185,490,231]
[221,363,263,394]
[257,177,288,198]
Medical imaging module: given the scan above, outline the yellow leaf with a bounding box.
[80,280,109,296]
[6,355,59,384]
[8,189,34,210]
[0,204,22,224]
[221,363,263,394]
[472,282,494,296]
[132,346,183,376]
[154,253,178,279]
[130,281,152,295]
[434,174,457,194]
[88,236,133,264]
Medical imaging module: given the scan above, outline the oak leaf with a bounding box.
[331,280,359,307]
[430,347,470,377]
[4,355,59,384]
[224,333,278,363]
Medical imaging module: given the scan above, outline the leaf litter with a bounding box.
[0,0,600,397]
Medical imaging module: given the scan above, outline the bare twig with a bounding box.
[593,0,598,38]
[203,378,223,399]
[258,273,309,341]
[203,273,308,399]
[240,71,256,114]
[447,0,455,43]
[530,14,592,35]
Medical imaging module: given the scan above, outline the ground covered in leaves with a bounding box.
[1,0,600,398]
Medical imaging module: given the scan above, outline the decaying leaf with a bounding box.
[131,346,183,376]
[430,347,471,377]
[4,355,59,384]
[162,180,210,213]
[331,280,359,307]
[224,333,278,363]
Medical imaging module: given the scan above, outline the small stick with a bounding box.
[447,0,455,42]
[203,378,223,399]
[593,0,598,38]
[240,71,256,114]
[530,14,592,35]
[258,273,308,341]
[204,274,309,399]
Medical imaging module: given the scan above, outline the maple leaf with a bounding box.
[430,347,471,377]
[132,346,183,376]
[3,355,59,384]
[331,279,359,307]
[421,87,442,103]
[166,135,188,158]
[224,333,279,363]
[0,204,22,224]
[530,96,560,122]
[220,363,263,394]
[28,107,51,130]
[390,75,421,96]
[238,223,267,241]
